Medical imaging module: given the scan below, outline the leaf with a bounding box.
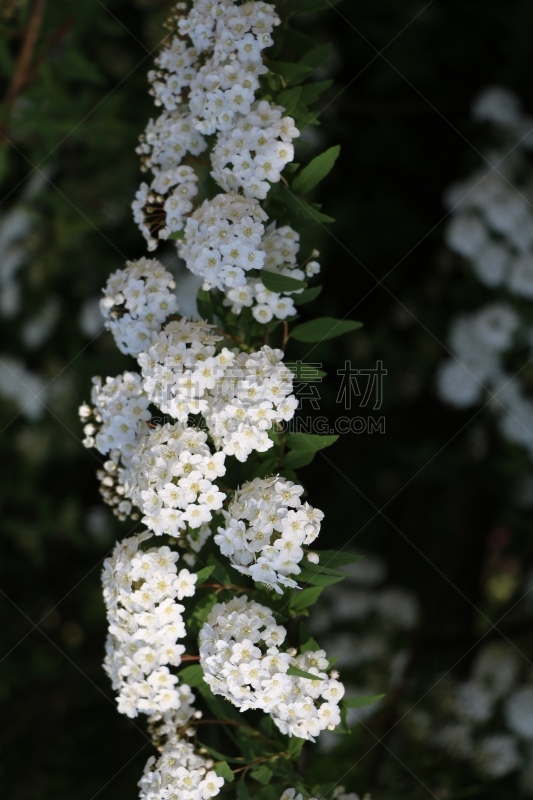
[196,565,216,584]
[333,701,352,735]
[237,779,251,800]
[214,761,235,782]
[299,43,332,71]
[303,561,348,577]
[287,665,323,681]
[206,552,231,585]
[291,317,362,342]
[294,285,322,305]
[283,450,316,469]
[190,593,218,633]
[297,567,345,586]
[277,86,303,116]
[197,287,214,323]
[168,229,185,240]
[250,765,273,785]
[345,693,385,709]
[290,585,323,613]
[293,146,340,195]
[269,61,313,87]
[300,79,333,105]
[285,432,339,452]
[300,0,343,11]
[199,744,243,765]
[178,664,204,687]
[313,550,363,569]
[299,623,319,653]
[281,189,335,223]
[260,270,307,293]
[250,456,278,480]
[288,736,305,757]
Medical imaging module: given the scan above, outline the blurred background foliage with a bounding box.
[2,0,533,798]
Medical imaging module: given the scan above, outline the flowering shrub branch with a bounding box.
[81,1,370,798]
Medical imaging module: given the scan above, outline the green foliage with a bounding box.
[214,761,235,782]
[286,665,322,680]
[292,146,340,195]
[291,317,363,342]
[260,270,307,292]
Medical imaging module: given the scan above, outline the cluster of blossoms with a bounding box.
[81,3,354,798]
[224,223,320,323]
[199,596,344,740]
[133,0,291,249]
[437,87,533,458]
[215,476,323,592]
[101,258,179,357]
[139,733,223,800]
[125,423,227,536]
[178,193,267,291]
[139,320,297,461]
[211,100,299,200]
[102,533,198,719]
[80,371,151,460]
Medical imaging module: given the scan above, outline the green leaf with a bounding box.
[260,270,307,293]
[299,623,320,653]
[267,427,282,447]
[299,43,332,71]
[206,553,231,585]
[333,701,352,735]
[214,761,235,782]
[294,285,322,305]
[277,86,303,116]
[178,664,204,687]
[287,665,323,681]
[285,433,339,452]
[190,592,218,633]
[300,79,333,105]
[293,146,340,195]
[283,450,316,469]
[197,287,214,323]
[291,317,362,343]
[345,693,385,709]
[237,779,251,800]
[300,0,343,11]
[290,585,323,613]
[288,736,305,757]
[168,229,185,240]
[303,561,348,577]
[199,744,243,765]
[250,765,273,785]
[269,61,313,87]
[314,550,363,569]
[250,456,278,480]
[297,567,345,586]
[281,189,335,223]
[196,565,216,584]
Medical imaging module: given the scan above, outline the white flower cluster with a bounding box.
[225,223,320,323]
[199,596,344,740]
[125,422,227,536]
[102,533,198,719]
[211,100,299,200]
[182,1,279,135]
[215,476,323,592]
[133,0,301,250]
[81,371,151,460]
[178,193,267,291]
[438,87,533,458]
[139,322,297,461]
[139,735,224,800]
[101,258,179,356]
